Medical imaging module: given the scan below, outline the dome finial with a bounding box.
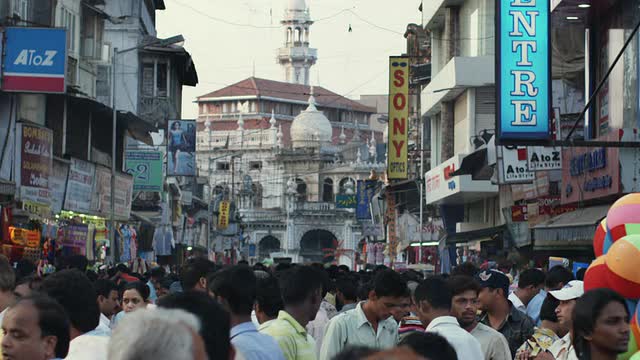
[270,110,277,129]
[306,86,318,111]
[339,126,346,145]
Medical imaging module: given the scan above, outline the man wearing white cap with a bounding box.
[540,280,584,360]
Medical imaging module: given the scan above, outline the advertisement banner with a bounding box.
[497,0,551,142]
[64,158,95,213]
[14,123,53,207]
[511,205,528,222]
[561,133,620,204]
[8,227,40,247]
[387,57,409,179]
[2,27,67,93]
[49,160,68,214]
[528,147,562,171]
[336,195,356,209]
[218,201,230,229]
[92,168,134,220]
[356,180,376,219]
[167,120,196,176]
[62,225,88,253]
[125,150,163,192]
[497,146,534,184]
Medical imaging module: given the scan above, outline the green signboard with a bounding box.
[336,195,356,209]
[125,150,163,192]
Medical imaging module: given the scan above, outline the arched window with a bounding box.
[287,27,292,44]
[339,177,356,195]
[322,178,334,202]
[294,27,301,43]
[295,178,307,203]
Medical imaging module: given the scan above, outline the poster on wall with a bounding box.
[356,180,376,219]
[14,123,53,208]
[92,167,133,220]
[125,150,164,192]
[167,120,196,176]
[49,160,69,214]
[496,0,551,142]
[64,158,95,213]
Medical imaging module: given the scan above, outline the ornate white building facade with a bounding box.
[196,80,386,264]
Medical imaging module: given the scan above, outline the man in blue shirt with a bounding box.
[209,265,285,360]
[526,266,574,325]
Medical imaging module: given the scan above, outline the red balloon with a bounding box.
[584,255,610,291]
[594,219,608,257]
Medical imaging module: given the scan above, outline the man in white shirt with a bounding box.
[509,269,545,313]
[413,277,483,360]
[94,280,120,336]
[447,275,512,360]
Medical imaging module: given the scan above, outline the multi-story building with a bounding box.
[421,0,502,264]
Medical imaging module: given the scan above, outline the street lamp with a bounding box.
[109,35,185,262]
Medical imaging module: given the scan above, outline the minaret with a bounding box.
[277,0,317,85]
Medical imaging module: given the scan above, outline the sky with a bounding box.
[156,0,422,119]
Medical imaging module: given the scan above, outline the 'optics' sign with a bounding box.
[388,57,409,179]
[497,0,551,142]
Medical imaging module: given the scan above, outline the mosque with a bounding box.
[195,0,386,264]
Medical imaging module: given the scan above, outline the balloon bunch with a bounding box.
[585,194,640,359]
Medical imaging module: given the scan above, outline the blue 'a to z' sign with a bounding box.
[497,0,551,143]
[2,27,67,93]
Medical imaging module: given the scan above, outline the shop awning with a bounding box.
[445,225,505,245]
[533,205,609,250]
[0,179,16,195]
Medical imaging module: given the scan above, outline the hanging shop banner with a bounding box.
[14,123,53,207]
[386,194,398,261]
[64,158,95,213]
[497,0,551,142]
[49,160,68,215]
[125,150,164,192]
[497,146,534,184]
[356,180,376,219]
[2,27,67,93]
[387,57,409,179]
[8,227,40,247]
[561,133,620,204]
[336,195,356,209]
[92,167,134,220]
[218,201,230,230]
[527,147,562,171]
[61,225,89,251]
[167,120,196,176]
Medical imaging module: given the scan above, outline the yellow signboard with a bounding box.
[388,57,409,179]
[218,201,230,230]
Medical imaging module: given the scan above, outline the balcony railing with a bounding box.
[298,202,335,212]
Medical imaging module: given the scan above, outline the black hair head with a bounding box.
[122,281,150,301]
[14,294,71,358]
[180,258,216,291]
[399,332,458,360]
[279,265,324,306]
[255,275,283,318]
[540,294,559,323]
[158,290,231,360]
[573,288,629,359]
[208,265,256,315]
[518,268,546,289]
[93,279,118,298]
[372,269,409,298]
[546,266,574,289]
[446,275,480,297]
[414,276,452,311]
[40,269,99,333]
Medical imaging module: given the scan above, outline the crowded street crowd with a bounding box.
[0,255,630,360]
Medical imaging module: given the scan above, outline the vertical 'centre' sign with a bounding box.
[388,57,409,179]
[497,0,550,142]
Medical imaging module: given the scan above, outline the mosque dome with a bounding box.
[290,88,332,149]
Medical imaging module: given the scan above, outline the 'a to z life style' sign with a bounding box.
[2,27,67,93]
[388,57,409,179]
[15,123,53,207]
[497,0,550,142]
